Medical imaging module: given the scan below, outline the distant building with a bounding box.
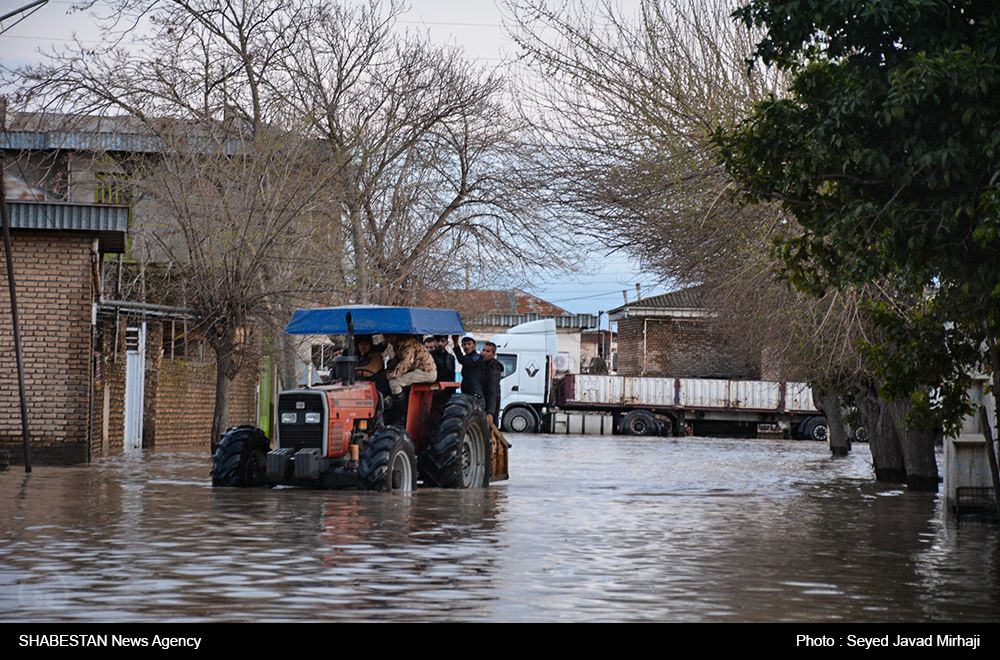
[580,328,617,373]
[425,288,599,373]
[609,285,760,379]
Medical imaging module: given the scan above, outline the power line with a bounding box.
[545,290,630,303]
[0,0,48,36]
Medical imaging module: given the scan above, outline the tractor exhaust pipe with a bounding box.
[334,311,357,386]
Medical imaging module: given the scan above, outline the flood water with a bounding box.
[1,435,998,622]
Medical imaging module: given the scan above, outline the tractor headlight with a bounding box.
[280,412,298,424]
[304,412,321,424]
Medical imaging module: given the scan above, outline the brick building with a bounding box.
[2,115,260,464]
[609,285,760,379]
[0,201,126,463]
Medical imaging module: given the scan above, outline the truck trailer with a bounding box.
[489,319,828,440]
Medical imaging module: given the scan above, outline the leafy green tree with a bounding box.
[718,0,1000,490]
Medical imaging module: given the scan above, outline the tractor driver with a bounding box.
[355,335,390,396]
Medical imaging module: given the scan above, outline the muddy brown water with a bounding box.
[1,435,997,622]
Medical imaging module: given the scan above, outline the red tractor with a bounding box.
[211,306,509,492]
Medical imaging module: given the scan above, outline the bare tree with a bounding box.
[8,0,342,440]
[279,0,569,304]
[505,0,781,277]
[506,0,942,480]
[135,126,339,441]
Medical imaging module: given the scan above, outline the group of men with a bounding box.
[352,332,503,424]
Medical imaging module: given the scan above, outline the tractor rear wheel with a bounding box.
[357,427,417,492]
[420,394,491,488]
[211,426,269,487]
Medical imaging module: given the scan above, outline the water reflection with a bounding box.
[0,437,997,622]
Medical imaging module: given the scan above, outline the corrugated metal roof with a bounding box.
[476,313,599,329]
[6,201,128,252]
[2,130,248,156]
[2,130,167,153]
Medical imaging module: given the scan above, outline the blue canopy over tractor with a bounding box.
[284,305,466,336]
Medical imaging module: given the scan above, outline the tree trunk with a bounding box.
[210,329,236,450]
[350,202,368,303]
[278,334,299,391]
[985,336,1000,517]
[857,386,907,484]
[886,399,939,492]
[817,392,850,456]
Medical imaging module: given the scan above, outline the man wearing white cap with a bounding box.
[451,332,486,401]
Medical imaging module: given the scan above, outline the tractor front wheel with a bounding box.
[357,427,417,492]
[211,426,269,487]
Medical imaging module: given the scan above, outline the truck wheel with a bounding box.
[501,406,537,433]
[420,394,491,488]
[803,417,829,442]
[211,426,269,487]
[620,410,658,436]
[357,427,417,492]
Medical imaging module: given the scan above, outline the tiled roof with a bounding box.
[425,289,569,317]
[608,284,704,314]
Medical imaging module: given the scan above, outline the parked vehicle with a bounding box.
[491,320,828,439]
[212,306,509,491]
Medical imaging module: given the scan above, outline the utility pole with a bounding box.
[0,100,32,472]
[597,310,604,358]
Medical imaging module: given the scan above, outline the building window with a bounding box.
[162,320,206,362]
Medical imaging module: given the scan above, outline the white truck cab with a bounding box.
[489,319,558,433]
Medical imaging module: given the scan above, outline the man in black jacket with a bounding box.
[426,334,456,382]
[451,332,485,400]
[481,341,504,425]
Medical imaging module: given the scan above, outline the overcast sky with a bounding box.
[0,0,671,318]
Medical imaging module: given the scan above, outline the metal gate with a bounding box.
[123,323,146,452]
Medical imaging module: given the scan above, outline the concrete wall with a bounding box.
[555,329,581,374]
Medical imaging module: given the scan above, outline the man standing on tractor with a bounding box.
[452,332,486,402]
[426,334,456,382]
[481,340,503,426]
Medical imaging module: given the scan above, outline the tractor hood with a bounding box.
[285,305,466,336]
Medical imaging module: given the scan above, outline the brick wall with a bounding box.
[92,319,127,457]
[151,355,258,451]
[0,231,94,464]
[617,316,760,379]
[92,317,259,456]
